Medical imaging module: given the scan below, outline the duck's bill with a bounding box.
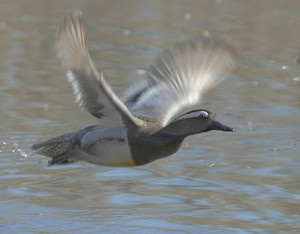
[210,120,235,132]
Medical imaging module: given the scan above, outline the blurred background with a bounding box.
[0,0,299,233]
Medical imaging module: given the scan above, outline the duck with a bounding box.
[32,11,235,167]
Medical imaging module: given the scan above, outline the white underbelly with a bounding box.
[78,138,134,167]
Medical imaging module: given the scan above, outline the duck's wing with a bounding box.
[56,11,138,127]
[122,37,235,126]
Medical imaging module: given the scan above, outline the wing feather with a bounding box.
[123,37,235,126]
[56,11,137,127]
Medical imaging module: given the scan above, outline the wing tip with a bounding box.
[164,35,237,63]
[56,10,88,70]
[56,10,84,37]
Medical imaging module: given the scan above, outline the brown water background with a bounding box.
[0,0,299,233]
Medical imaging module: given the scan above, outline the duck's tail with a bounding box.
[32,131,78,165]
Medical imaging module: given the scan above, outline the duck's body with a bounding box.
[32,11,235,167]
[33,119,181,167]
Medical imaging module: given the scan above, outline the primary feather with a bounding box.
[123,37,235,126]
[56,11,137,127]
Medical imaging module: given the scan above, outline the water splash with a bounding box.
[13,141,35,158]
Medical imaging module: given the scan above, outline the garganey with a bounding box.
[32,11,235,167]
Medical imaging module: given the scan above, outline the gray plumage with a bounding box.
[32,11,235,167]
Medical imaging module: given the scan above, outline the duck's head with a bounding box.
[165,110,234,137]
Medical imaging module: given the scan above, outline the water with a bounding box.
[1,0,300,233]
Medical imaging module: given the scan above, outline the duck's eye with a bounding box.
[199,111,208,118]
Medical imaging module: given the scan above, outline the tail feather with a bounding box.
[32,131,78,165]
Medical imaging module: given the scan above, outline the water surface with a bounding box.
[0,0,299,233]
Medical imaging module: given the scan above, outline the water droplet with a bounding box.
[0,22,6,30]
[251,81,258,86]
[184,13,191,21]
[13,141,32,158]
[44,103,49,111]
[247,121,253,131]
[203,30,210,37]
[123,29,131,36]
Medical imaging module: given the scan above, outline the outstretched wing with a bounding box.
[56,11,137,127]
[123,37,235,126]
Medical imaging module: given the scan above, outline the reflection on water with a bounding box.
[0,0,300,233]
